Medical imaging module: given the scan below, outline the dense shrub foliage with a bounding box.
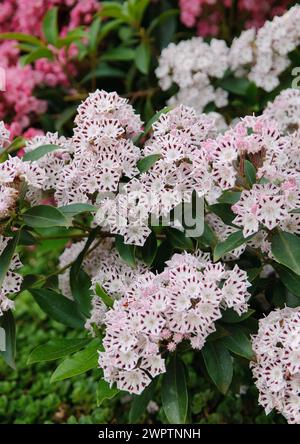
[0,0,300,425]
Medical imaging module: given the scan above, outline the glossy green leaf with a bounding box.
[43,7,58,45]
[222,327,254,360]
[161,356,188,424]
[218,191,241,204]
[70,230,99,317]
[208,203,236,226]
[202,341,233,394]
[97,379,119,407]
[272,231,300,276]
[221,308,255,324]
[50,339,101,382]
[0,33,43,46]
[141,232,157,266]
[30,288,85,329]
[95,283,114,308]
[28,338,91,364]
[213,230,252,262]
[59,203,97,219]
[135,42,151,74]
[23,205,69,228]
[102,47,135,61]
[21,47,53,65]
[137,154,160,173]
[115,235,136,267]
[23,144,60,162]
[167,228,194,251]
[244,160,256,187]
[276,265,300,298]
[218,77,251,96]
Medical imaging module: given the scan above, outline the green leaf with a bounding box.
[28,338,91,364]
[23,205,69,228]
[43,7,58,45]
[50,339,101,382]
[137,154,160,173]
[218,76,251,96]
[71,269,92,318]
[97,19,123,44]
[57,28,86,48]
[99,2,127,21]
[81,63,125,84]
[213,230,252,262]
[115,235,136,267]
[102,47,135,61]
[21,47,53,65]
[88,17,101,52]
[0,233,20,289]
[221,308,255,324]
[201,341,233,394]
[167,228,194,251]
[276,265,300,298]
[141,232,157,266]
[148,9,179,33]
[95,283,114,308]
[0,33,43,46]
[222,327,254,360]
[244,160,256,187]
[135,42,151,75]
[161,356,188,424]
[23,144,60,162]
[70,230,99,317]
[129,380,156,423]
[150,6,178,49]
[0,311,16,369]
[196,222,217,248]
[97,379,119,407]
[208,203,236,226]
[272,231,300,276]
[30,288,85,329]
[218,191,241,205]
[246,267,261,282]
[59,203,96,219]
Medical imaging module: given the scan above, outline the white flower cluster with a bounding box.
[95,105,216,245]
[99,250,251,394]
[55,90,142,206]
[263,88,300,133]
[24,132,73,205]
[157,5,300,110]
[0,124,46,219]
[0,236,23,316]
[231,5,300,92]
[156,37,229,113]
[251,307,300,424]
[57,238,108,299]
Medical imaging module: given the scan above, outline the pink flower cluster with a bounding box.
[0,1,100,135]
[179,0,292,37]
[251,307,300,424]
[99,250,251,394]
